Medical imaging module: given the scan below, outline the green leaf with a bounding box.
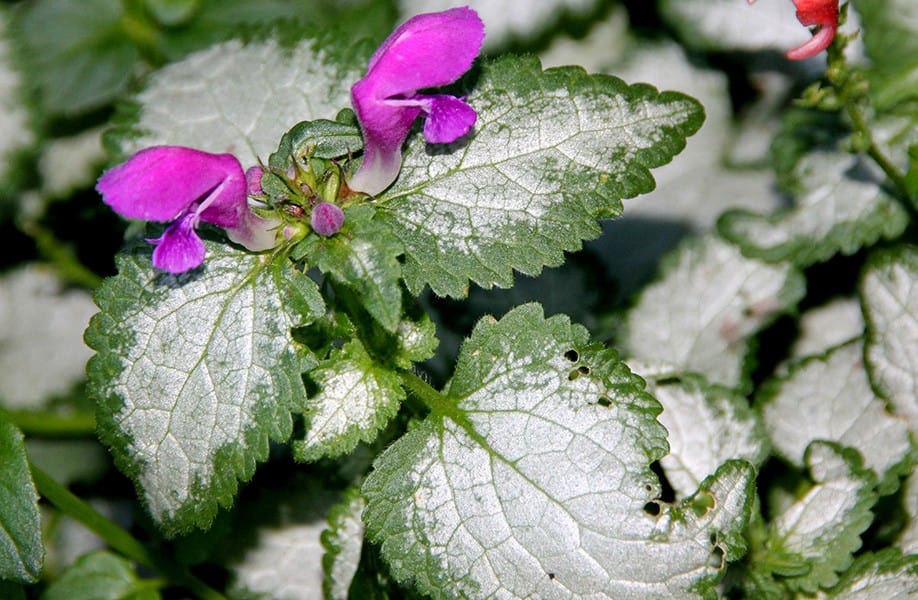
[15,0,138,116]
[586,40,783,298]
[755,442,877,594]
[719,152,909,268]
[759,340,912,494]
[0,418,43,583]
[861,246,918,435]
[620,234,805,391]
[299,205,404,332]
[294,339,404,462]
[109,31,371,166]
[85,242,325,534]
[392,312,439,369]
[378,55,705,298]
[853,0,918,110]
[825,548,918,598]
[632,365,770,499]
[364,304,755,598]
[41,550,160,600]
[322,487,367,600]
[271,114,363,165]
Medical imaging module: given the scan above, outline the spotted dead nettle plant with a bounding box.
[19,1,908,598]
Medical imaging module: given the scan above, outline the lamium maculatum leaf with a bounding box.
[0,418,43,583]
[364,304,755,599]
[86,242,324,534]
[377,55,705,298]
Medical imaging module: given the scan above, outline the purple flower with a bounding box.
[311,202,345,236]
[96,146,277,274]
[348,6,485,195]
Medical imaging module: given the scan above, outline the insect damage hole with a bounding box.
[564,349,579,362]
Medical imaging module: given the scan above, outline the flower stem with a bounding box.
[31,465,226,600]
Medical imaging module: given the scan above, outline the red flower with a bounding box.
[748,0,840,60]
[787,0,839,60]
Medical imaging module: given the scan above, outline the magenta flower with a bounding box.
[348,6,485,195]
[96,146,277,274]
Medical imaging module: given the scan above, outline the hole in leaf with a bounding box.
[650,461,676,503]
[597,396,611,407]
[708,545,725,568]
[301,374,321,398]
[691,491,716,517]
[564,349,579,362]
[568,370,580,381]
[578,365,590,375]
[548,572,555,581]
[643,501,661,516]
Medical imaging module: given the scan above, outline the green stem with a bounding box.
[120,0,162,62]
[31,465,226,600]
[845,103,915,211]
[398,372,453,416]
[0,409,96,438]
[19,220,104,289]
[397,371,477,433]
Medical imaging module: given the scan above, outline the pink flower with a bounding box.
[348,7,485,195]
[96,146,276,274]
[749,0,839,60]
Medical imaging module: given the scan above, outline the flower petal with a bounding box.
[419,94,477,144]
[786,22,837,60]
[148,213,206,274]
[96,146,246,227]
[362,7,485,98]
[245,166,264,196]
[226,212,281,251]
[793,0,838,29]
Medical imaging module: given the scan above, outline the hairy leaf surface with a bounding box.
[759,340,912,493]
[0,419,43,583]
[86,243,324,533]
[861,246,918,434]
[379,55,704,297]
[364,304,754,599]
[621,235,805,391]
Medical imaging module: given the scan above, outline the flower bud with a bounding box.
[310,202,345,236]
